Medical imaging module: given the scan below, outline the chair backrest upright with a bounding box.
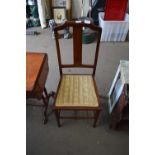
[54,21,102,76]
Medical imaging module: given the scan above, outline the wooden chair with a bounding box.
[53,21,102,127]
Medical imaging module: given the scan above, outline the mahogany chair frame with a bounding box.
[53,21,102,127]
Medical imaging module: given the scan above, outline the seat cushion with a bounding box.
[55,75,99,107]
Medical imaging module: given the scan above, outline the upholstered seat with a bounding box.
[55,75,99,107]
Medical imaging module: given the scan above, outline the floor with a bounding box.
[26,98,128,155]
[26,27,129,155]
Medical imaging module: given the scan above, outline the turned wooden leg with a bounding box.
[93,110,100,128]
[55,110,61,127]
[43,87,48,98]
[42,94,48,124]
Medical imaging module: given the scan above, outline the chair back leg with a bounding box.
[93,110,101,127]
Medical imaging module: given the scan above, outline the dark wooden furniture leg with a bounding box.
[42,87,54,124]
[42,93,48,124]
[93,110,100,128]
[55,110,61,127]
[44,87,48,98]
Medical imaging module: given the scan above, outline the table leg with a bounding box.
[55,110,61,127]
[42,87,55,124]
[42,94,48,124]
[43,87,48,98]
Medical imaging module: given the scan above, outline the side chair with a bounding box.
[53,21,102,127]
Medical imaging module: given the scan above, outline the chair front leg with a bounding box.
[55,110,61,127]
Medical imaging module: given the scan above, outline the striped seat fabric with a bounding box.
[55,75,99,107]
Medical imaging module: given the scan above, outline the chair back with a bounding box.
[54,21,102,76]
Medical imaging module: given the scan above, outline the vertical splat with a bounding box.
[73,26,82,66]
